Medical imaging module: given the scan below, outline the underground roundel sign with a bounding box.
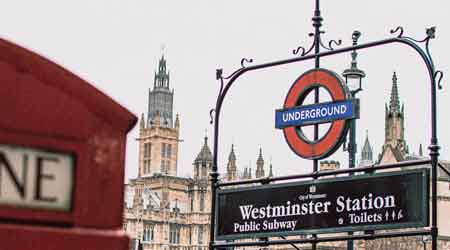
[275,68,359,159]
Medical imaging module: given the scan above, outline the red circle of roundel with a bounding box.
[283,68,348,160]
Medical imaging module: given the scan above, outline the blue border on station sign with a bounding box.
[275,99,359,129]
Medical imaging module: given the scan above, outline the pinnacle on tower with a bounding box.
[268,163,274,178]
[175,114,180,129]
[154,55,170,89]
[389,72,400,113]
[194,136,212,163]
[228,144,236,161]
[226,144,237,181]
[360,130,373,165]
[257,148,263,161]
[140,113,145,129]
[256,147,265,178]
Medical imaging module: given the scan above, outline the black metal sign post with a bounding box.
[209,1,444,250]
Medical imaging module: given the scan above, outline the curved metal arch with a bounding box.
[213,35,439,147]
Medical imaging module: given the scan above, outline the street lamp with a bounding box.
[342,30,366,250]
[343,30,366,95]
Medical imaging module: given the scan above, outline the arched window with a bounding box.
[169,223,180,244]
[143,223,154,242]
[143,143,151,174]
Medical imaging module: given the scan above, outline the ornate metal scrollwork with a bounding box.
[390,26,443,90]
[293,43,315,56]
[209,109,215,124]
[391,26,435,43]
[390,26,404,38]
[319,38,342,51]
[293,46,307,56]
[292,32,315,56]
[240,58,254,68]
[292,29,342,55]
[434,70,444,90]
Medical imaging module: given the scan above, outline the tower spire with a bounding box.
[359,130,373,167]
[389,72,400,113]
[226,144,237,181]
[154,55,170,89]
[229,144,236,161]
[381,71,409,163]
[255,147,265,178]
[148,54,174,128]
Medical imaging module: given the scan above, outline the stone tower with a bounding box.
[255,148,265,178]
[379,72,409,163]
[226,145,238,181]
[138,55,180,177]
[359,130,374,167]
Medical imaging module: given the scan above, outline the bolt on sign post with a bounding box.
[0,38,137,250]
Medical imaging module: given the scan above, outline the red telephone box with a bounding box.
[0,38,137,250]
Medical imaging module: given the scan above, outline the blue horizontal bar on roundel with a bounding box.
[275,99,359,129]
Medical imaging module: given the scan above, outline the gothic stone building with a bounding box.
[123,56,450,250]
[123,56,273,250]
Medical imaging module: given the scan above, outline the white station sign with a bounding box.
[0,144,74,211]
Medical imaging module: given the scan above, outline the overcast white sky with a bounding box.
[1,0,449,180]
